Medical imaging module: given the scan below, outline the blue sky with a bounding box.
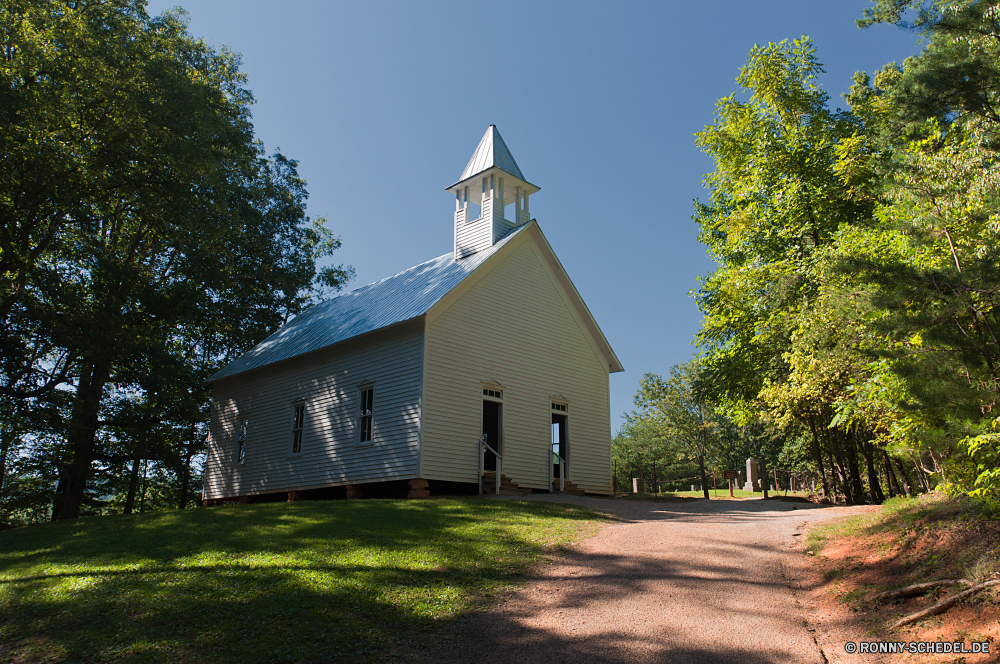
[146,0,921,428]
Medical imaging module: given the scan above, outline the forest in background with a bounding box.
[0,0,352,523]
[615,0,1000,507]
[7,0,1000,522]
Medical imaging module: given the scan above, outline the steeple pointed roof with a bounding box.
[460,125,524,181]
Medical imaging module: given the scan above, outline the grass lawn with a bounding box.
[621,489,814,500]
[0,498,609,663]
[805,492,999,574]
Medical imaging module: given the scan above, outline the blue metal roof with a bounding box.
[208,223,531,382]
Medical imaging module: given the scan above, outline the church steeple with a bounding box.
[446,126,540,260]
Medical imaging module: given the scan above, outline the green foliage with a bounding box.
[616,358,796,495]
[859,1,1000,142]
[687,5,1000,505]
[611,429,700,492]
[846,2,1000,503]
[623,359,716,496]
[692,37,890,504]
[964,418,1000,506]
[0,1,352,519]
[694,37,876,410]
[0,499,607,663]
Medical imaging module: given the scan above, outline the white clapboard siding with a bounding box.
[488,196,515,246]
[204,321,423,500]
[493,216,515,244]
[455,212,492,259]
[453,206,468,258]
[421,238,612,494]
[456,196,517,259]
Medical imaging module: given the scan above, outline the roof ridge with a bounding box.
[207,224,533,383]
[325,220,531,303]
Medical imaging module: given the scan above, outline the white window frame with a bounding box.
[290,402,306,455]
[551,400,570,482]
[482,387,503,401]
[235,416,250,465]
[358,385,375,443]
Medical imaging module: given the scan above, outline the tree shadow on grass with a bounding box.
[1,498,596,567]
[0,499,605,663]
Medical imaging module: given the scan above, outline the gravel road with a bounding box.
[445,494,874,664]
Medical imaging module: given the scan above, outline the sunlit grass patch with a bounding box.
[0,498,609,663]
[621,489,813,500]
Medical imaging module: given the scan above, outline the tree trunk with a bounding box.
[881,452,896,498]
[825,447,841,503]
[0,437,8,502]
[698,453,710,500]
[123,458,141,514]
[914,459,930,492]
[807,414,830,499]
[882,450,902,498]
[139,459,147,513]
[54,362,110,520]
[0,408,14,503]
[757,446,770,499]
[697,404,710,500]
[826,427,854,504]
[882,462,896,498]
[843,430,866,503]
[178,423,196,510]
[929,449,945,484]
[179,445,192,510]
[49,478,64,522]
[861,437,885,503]
[893,457,912,496]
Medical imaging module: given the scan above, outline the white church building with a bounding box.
[202,126,622,502]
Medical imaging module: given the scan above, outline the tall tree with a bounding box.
[693,37,875,407]
[859,0,1000,142]
[691,37,913,503]
[850,0,1000,500]
[1,1,352,519]
[631,359,715,500]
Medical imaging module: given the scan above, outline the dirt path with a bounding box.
[444,495,875,664]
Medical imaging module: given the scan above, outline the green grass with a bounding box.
[0,498,609,663]
[805,492,1000,583]
[805,493,949,556]
[621,489,813,500]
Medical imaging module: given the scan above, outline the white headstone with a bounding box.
[743,458,759,492]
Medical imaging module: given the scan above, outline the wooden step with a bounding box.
[551,478,586,496]
[481,471,530,496]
